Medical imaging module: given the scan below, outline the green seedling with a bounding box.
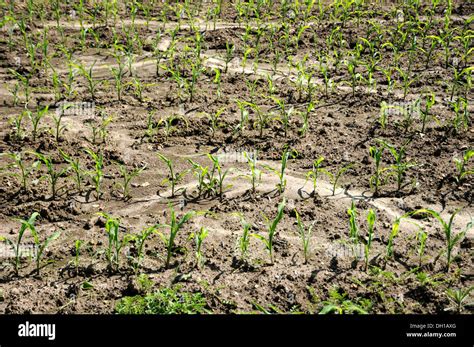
[30,227,61,276]
[59,150,84,193]
[4,212,39,275]
[28,106,49,142]
[295,209,316,264]
[305,156,325,196]
[445,287,473,313]
[84,148,104,200]
[365,209,376,271]
[191,227,208,269]
[98,213,133,272]
[208,154,232,200]
[115,162,146,200]
[31,151,68,199]
[412,209,473,272]
[157,153,188,197]
[251,198,286,264]
[453,149,474,184]
[157,206,195,268]
[326,163,353,196]
[263,149,296,194]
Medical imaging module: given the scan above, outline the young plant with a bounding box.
[110,53,126,102]
[263,149,296,194]
[98,213,132,272]
[326,163,353,196]
[306,156,325,196]
[131,226,158,272]
[30,228,61,276]
[347,200,359,243]
[28,106,49,142]
[115,162,146,200]
[191,227,208,269]
[382,140,415,192]
[365,209,376,271]
[412,209,473,272]
[52,104,71,143]
[204,108,225,137]
[73,239,83,274]
[416,228,428,268]
[369,143,386,196]
[75,60,102,100]
[3,152,38,191]
[295,209,316,264]
[157,153,188,197]
[187,159,210,198]
[157,206,195,268]
[84,148,104,200]
[237,216,252,262]
[453,149,474,184]
[242,151,261,194]
[5,212,39,275]
[445,287,473,313]
[224,42,235,73]
[31,152,68,199]
[60,150,84,193]
[420,92,436,133]
[251,198,286,264]
[208,154,232,200]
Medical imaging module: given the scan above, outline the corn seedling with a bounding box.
[208,154,232,200]
[347,200,359,244]
[75,61,102,100]
[364,209,376,271]
[157,153,188,197]
[8,112,24,141]
[420,92,436,133]
[204,108,225,137]
[453,149,474,184]
[381,140,415,192]
[30,227,61,276]
[188,159,210,198]
[191,227,208,269]
[60,150,84,193]
[115,162,146,200]
[412,209,473,271]
[326,163,353,196]
[224,42,235,73]
[263,148,296,194]
[84,148,104,200]
[110,53,126,102]
[73,239,82,274]
[157,206,195,268]
[52,104,71,143]
[450,97,470,134]
[306,156,325,196]
[132,226,158,272]
[31,152,68,199]
[251,198,286,264]
[295,209,315,264]
[237,216,252,262]
[369,143,386,196]
[4,212,39,275]
[4,152,38,191]
[299,101,314,137]
[98,213,133,272]
[445,287,473,313]
[242,151,261,194]
[28,106,49,142]
[416,228,428,268]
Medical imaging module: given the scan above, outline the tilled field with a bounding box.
[0,1,473,314]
